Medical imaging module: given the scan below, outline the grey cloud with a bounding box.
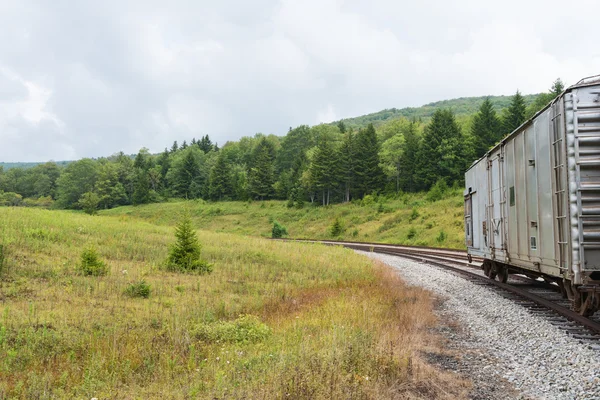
[1,0,599,162]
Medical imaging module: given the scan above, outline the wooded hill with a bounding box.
[0,79,564,213]
[335,93,539,130]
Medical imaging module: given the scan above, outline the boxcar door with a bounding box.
[487,151,506,260]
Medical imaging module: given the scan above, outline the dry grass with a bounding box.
[0,207,469,399]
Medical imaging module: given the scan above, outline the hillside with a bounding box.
[0,161,71,170]
[101,191,465,249]
[336,93,539,130]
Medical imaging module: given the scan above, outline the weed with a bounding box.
[352,229,359,237]
[192,315,271,344]
[0,243,5,278]
[409,207,420,222]
[78,247,108,276]
[436,230,448,243]
[124,280,151,298]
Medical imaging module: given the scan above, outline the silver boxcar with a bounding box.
[465,75,600,316]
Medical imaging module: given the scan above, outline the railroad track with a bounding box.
[277,238,600,345]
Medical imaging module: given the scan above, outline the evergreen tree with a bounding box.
[337,121,347,133]
[309,135,340,205]
[550,78,565,98]
[132,170,152,205]
[209,151,233,200]
[166,214,212,274]
[247,137,276,200]
[399,121,420,192]
[171,147,205,199]
[181,140,188,150]
[199,135,213,154]
[472,98,502,158]
[170,141,179,153]
[415,109,464,189]
[502,90,526,134]
[354,124,384,197]
[339,130,356,201]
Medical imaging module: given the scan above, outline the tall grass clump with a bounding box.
[78,247,108,276]
[0,243,5,278]
[271,221,288,238]
[165,214,212,274]
[124,280,151,298]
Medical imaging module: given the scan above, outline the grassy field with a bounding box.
[102,191,466,249]
[0,207,468,399]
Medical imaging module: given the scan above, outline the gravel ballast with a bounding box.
[359,251,600,400]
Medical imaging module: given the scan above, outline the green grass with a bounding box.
[0,207,468,399]
[101,191,466,249]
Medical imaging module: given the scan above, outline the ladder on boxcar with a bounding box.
[551,101,568,272]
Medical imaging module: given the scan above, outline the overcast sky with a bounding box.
[1,0,599,162]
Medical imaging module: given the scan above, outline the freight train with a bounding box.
[465,75,600,316]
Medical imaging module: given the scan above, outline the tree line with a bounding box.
[0,79,564,211]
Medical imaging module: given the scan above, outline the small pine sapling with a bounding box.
[166,214,212,274]
[271,221,288,238]
[79,247,108,276]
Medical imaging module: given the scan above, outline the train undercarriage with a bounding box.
[480,259,600,317]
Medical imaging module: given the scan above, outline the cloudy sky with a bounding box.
[1,0,599,162]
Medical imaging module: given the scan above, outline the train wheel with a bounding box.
[483,261,492,277]
[496,266,508,284]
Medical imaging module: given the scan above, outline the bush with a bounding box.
[361,195,375,206]
[406,227,417,240]
[409,207,420,222]
[272,221,288,238]
[165,215,212,274]
[286,197,294,208]
[330,218,344,237]
[377,203,384,213]
[124,280,151,298]
[78,192,100,215]
[427,179,449,202]
[192,315,271,344]
[79,247,108,276]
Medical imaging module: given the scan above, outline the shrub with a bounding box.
[286,197,294,208]
[427,179,449,202]
[79,247,108,276]
[377,203,384,213]
[192,315,271,344]
[409,207,420,222]
[406,227,417,240]
[361,195,375,206]
[124,280,151,298]
[78,192,100,215]
[436,230,447,244]
[165,215,212,274]
[330,218,344,237]
[272,221,288,238]
[352,229,359,237]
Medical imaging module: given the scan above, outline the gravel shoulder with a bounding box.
[358,251,600,400]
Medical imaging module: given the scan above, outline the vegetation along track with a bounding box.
[277,238,600,346]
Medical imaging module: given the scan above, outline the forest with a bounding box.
[0,80,564,213]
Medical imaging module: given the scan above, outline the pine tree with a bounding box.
[181,140,188,150]
[354,124,384,197]
[339,130,356,202]
[503,90,526,134]
[165,214,212,274]
[170,141,179,153]
[415,109,464,189]
[247,138,276,200]
[209,151,233,200]
[399,121,420,192]
[173,148,203,199]
[550,78,565,98]
[199,135,213,154]
[472,98,502,158]
[309,135,340,205]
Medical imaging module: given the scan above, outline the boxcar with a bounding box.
[465,75,600,316]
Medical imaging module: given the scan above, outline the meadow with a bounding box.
[102,191,466,249]
[0,207,468,399]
